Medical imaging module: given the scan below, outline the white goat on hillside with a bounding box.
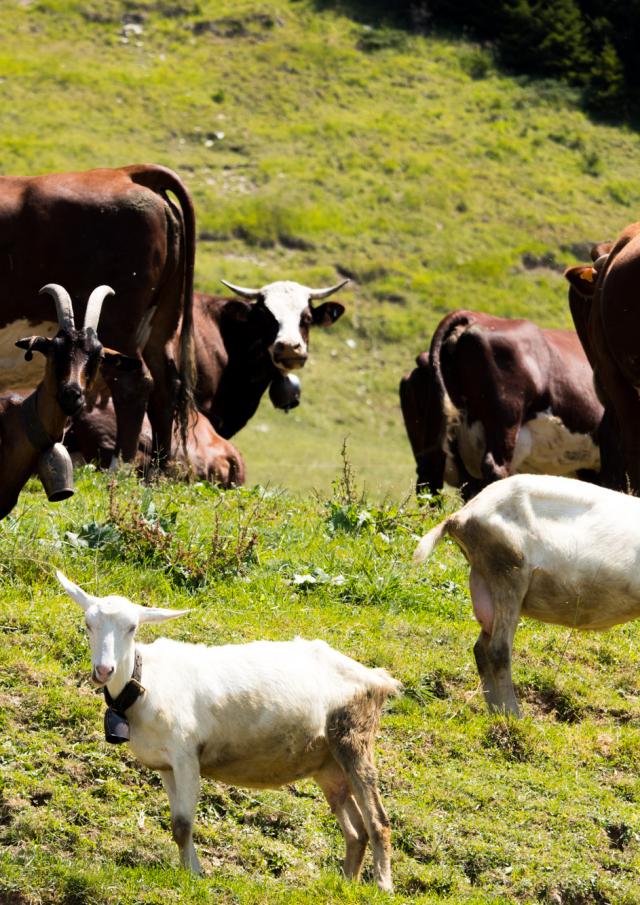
[57,571,400,890]
[414,473,640,716]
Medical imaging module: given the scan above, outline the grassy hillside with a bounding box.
[3,0,640,494]
[3,3,640,904]
[2,472,640,905]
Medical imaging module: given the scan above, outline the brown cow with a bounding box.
[565,225,640,491]
[66,278,347,479]
[67,397,245,488]
[0,165,195,466]
[193,279,347,439]
[400,310,603,499]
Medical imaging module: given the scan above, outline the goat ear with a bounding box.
[101,349,142,373]
[15,336,52,361]
[311,302,345,327]
[55,570,94,611]
[137,606,191,625]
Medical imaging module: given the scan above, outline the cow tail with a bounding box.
[128,165,197,450]
[428,310,474,418]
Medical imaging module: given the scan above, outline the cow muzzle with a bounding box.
[271,341,308,371]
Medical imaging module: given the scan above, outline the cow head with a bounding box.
[564,254,610,372]
[220,278,347,372]
[15,284,140,416]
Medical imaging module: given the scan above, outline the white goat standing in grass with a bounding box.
[414,473,640,716]
[56,571,400,890]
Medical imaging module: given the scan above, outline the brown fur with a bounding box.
[0,165,196,466]
[400,309,602,498]
[0,330,136,518]
[65,395,245,487]
[565,223,640,491]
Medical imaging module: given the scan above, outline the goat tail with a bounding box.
[413,518,450,564]
[371,668,403,700]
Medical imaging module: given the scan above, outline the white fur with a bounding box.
[261,281,311,368]
[511,412,600,475]
[414,474,640,715]
[448,409,599,482]
[56,571,399,889]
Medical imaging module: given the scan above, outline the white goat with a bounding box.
[56,571,400,890]
[414,473,640,716]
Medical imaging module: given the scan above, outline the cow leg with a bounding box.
[327,707,392,891]
[416,448,445,496]
[603,384,640,493]
[145,347,181,469]
[594,407,623,489]
[104,363,153,464]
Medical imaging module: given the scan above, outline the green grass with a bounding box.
[3,2,640,902]
[2,470,640,904]
[4,0,640,493]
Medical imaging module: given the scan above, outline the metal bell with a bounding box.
[269,373,301,412]
[37,442,75,502]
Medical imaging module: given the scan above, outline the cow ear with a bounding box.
[591,241,612,261]
[312,302,345,327]
[15,336,52,361]
[101,350,142,372]
[564,265,597,297]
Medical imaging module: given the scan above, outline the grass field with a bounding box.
[2,471,640,904]
[4,0,640,493]
[3,1,640,903]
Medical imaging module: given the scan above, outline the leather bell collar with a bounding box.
[103,649,145,744]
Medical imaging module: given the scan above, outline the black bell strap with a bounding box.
[103,649,144,744]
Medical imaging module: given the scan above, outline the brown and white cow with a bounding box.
[565,224,640,492]
[65,279,347,481]
[400,310,603,499]
[194,279,347,439]
[0,165,195,467]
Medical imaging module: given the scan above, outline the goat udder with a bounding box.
[469,568,494,634]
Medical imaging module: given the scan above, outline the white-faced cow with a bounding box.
[193,279,347,438]
[400,310,603,499]
[0,164,195,467]
[63,278,347,482]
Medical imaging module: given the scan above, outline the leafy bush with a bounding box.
[65,480,259,587]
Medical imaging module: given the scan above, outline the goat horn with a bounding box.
[39,283,75,331]
[593,254,609,273]
[308,279,350,300]
[220,279,262,300]
[84,285,114,333]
